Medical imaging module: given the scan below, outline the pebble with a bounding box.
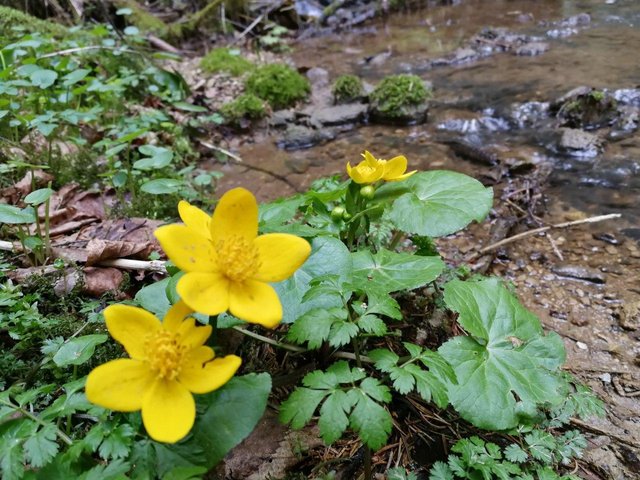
[576,341,588,350]
[551,264,606,284]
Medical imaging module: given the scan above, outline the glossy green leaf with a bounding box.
[439,278,568,430]
[154,373,271,471]
[52,334,108,367]
[30,69,57,89]
[140,178,183,194]
[134,146,173,170]
[62,69,91,87]
[351,249,444,295]
[383,170,493,237]
[24,188,54,206]
[172,102,208,113]
[0,204,36,224]
[274,236,351,324]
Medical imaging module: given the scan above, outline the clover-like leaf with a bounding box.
[439,278,568,430]
[381,170,493,237]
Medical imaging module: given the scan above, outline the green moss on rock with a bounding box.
[0,6,68,37]
[245,64,310,110]
[332,74,364,104]
[200,48,254,76]
[370,74,430,120]
[115,0,169,37]
[220,93,267,124]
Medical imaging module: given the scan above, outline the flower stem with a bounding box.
[0,398,73,446]
[388,230,404,251]
[232,326,306,353]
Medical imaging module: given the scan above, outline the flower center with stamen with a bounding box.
[216,235,261,282]
[146,330,186,380]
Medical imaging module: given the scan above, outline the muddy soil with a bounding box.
[201,0,640,478]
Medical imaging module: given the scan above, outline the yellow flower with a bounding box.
[346,151,417,184]
[154,188,311,328]
[86,302,241,443]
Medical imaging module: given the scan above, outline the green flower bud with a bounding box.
[360,185,375,200]
[331,206,346,221]
[342,212,353,221]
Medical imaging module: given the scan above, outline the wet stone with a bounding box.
[552,264,606,284]
[310,103,368,126]
[276,125,336,150]
[269,109,296,128]
[557,128,602,157]
[514,42,549,56]
[619,301,640,331]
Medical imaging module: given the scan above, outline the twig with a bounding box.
[147,35,181,55]
[199,140,243,163]
[468,213,621,261]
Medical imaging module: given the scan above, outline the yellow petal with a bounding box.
[387,170,417,182]
[253,233,311,282]
[163,300,193,333]
[104,304,160,359]
[382,155,408,180]
[155,224,218,273]
[86,359,154,411]
[184,345,216,364]
[229,279,282,328]
[178,200,211,240]
[179,355,241,394]
[177,317,212,349]
[142,379,195,443]
[363,150,379,167]
[177,272,230,316]
[211,188,258,243]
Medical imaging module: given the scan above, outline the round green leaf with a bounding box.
[383,170,493,237]
[24,188,54,206]
[439,278,568,430]
[30,69,58,89]
[0,204,36,224]
[140,179,183,194]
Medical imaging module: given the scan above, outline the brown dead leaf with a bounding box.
[1,170,54,204]
[85,239,151,266]
[84,267,125,296]
[74,218,163,258]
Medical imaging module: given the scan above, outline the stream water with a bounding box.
[220,0,639,234]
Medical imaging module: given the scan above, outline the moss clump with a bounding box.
[220,94,267,124]
[332,74,365,104]
[0,6,68,37]
[115,0,169,37]
[200,48,254,76]
[245,64,310,110]
[370,74,430,118]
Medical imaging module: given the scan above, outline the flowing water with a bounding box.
[220,0,640,232]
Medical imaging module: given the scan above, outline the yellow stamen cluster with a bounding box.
[216,235,261,282]
[146,330,186,380]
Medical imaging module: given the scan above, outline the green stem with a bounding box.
[233,326,306,353]
[388,230,404,251]
[43,181,52,260]
[352,338,372,480]
[0,398,73,446]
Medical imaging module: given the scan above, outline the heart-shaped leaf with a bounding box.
[439,278,568,430]
[382,170,493,237]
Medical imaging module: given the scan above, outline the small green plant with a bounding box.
[245,64,310,109]
[259,23,291,52]
[332,74,365,104]
[220,93,267,125]
[370,74,430,119]
[200,47,254,76]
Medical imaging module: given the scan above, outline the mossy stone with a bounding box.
[220,94,267,125]
[200,48,254,76]
[245,64,310,110]
[115,0,169,37]
[0,6,68,37]
[332,74,365,104]
[369,74,431,124]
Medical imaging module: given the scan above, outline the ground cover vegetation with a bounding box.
[0,8,607,480]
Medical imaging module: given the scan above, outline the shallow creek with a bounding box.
[215,2,640,476]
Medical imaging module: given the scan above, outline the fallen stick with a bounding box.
[467,213,622,261]
[0,240,167,272]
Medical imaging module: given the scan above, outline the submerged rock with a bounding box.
[277,124,335,150]
[514,41,549,56]
[552,87,618,130]
[551,264,606,284]
[509,101,550,127]
[557,128,602,157]
[310,103,367,126]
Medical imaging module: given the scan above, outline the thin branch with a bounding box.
[468,213,622,261]
[199,140,243,163]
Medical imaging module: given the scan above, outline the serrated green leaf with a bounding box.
[98,424,134,460]
[525,430,555,463]
[357,314,387,335]
[275,236,352,324]
[369,348,400,372]
[381,170,493,237]
[23,424,58,468]
[287,307,346,349]
[359,377,391,403]
[328,320,359,347]
[504,444,528,463]
[349,391,392,450]
[365,291,402,320]
[389,366,415,394]
[279,387,328,430]
[318,390,353,444]
[352,249,444,295]
[429,462,454,480]
[387,467,419,480]
[439,278,568,430]
[52,334,108,367]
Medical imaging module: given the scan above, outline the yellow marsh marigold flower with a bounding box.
[154,188,311,328]
[86,301,241,443]
[346,150,417,184]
